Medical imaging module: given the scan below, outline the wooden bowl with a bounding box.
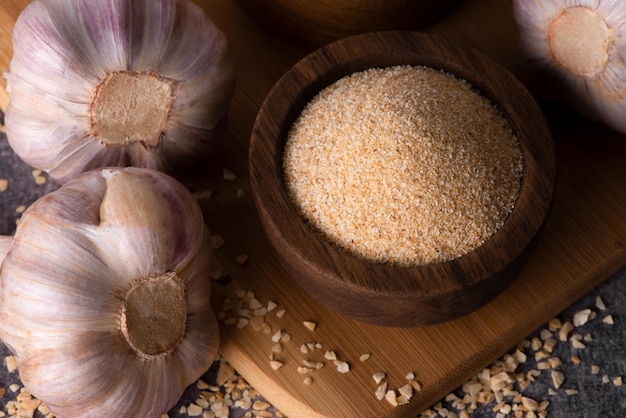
[236,0,459,45]
[249,32,556,327]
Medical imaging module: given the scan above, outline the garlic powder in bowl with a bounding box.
[283,65,523,266]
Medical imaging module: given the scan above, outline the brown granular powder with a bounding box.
[283,65,523,266]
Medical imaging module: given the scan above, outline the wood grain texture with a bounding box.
[249,31,556,327]
[235,0,460,45]
[1,1,626,417]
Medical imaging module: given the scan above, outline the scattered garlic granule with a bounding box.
[573,309,592,326]
[543,338,557,353]
[558,321,574,341]
[548,318,562,331]
[385,390,398,406]
[297,366,314,374]
[269,361,283,371]
[5,356,17,373]
[375,383,388,401]
[186,403,203,416]
[235,254,249,265]
[211,234,225,249]
[31,169,47,185]
[271,330,283,343]
[193,190,214,200]
[0,179,8,192]
[398,383,413,400]
[248,298,263,310]
[335,361,350,374]
[372,372,386,384]
[551,371,565,388]
[223,168,238,181]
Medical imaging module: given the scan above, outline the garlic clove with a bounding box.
[76,0,132,73]
[6,0,235,184]
[0,167,218,417]
[513,0,626,133]
[98,169,206,275]
[7,1,99,97]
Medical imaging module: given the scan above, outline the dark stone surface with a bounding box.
[1,112,625,417]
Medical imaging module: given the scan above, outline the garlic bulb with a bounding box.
[0,167,218,417]
[513,0,626,133]
[5,0,235,184]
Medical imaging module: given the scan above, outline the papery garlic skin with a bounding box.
[513,0,626,133]
[5,0,235,184]
[0,236,10,263]
[0,167,218,418]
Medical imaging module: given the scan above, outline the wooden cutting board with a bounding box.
[1,1,626,417]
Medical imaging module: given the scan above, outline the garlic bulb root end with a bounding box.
[547,6,616,78]
[90,71,174,150]
[120,271,187,360]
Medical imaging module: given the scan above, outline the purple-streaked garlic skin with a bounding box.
[513,0,626,134]
[0,167,218,418]
[5,0,235,184]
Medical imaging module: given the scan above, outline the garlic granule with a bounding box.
[5,0,235,183]
[284,66,522,266]
[0,167,219,417]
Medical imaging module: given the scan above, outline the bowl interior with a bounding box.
[249,31,555,326]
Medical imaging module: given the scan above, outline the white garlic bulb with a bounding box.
[5,0,235,184]
[513,0,626,133]
[0,167,218,417]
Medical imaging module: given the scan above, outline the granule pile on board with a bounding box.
[283,65,523,266]
[419,296,622,418]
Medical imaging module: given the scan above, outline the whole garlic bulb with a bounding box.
[0,167,218,417]
[5,0,235,184]
[513,0,626,133]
